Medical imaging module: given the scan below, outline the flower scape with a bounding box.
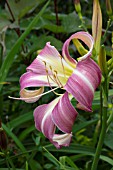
[12,31,101,148]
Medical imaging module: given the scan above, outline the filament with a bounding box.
[49,66,63,88]
[9,87,60,100]
[43,61,63,96]
[54,70,63,88]
[59,55,66,80]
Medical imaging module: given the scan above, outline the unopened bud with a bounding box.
[106,0,112,16]
[74,0,80,4]
[92,0,102,55]
[73,0,82,19]
[98,45,108,77]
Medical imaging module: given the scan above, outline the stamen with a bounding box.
[43,60,46,66]
[54,70,63,88]
[47,71,62,96]
[49,66,62,87]
[43,61,56,83]
[59,55,66,80]
[43,61,62,96]
[9,87,60,100]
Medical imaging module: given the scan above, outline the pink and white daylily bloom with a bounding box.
[14,31,101,148]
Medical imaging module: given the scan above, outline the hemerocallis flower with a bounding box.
[11,31,101,148]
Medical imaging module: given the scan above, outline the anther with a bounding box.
[59,55,66,80]
[45,69,48,74]
[43,60,64,94]
[59,54,62,58]
[49,65,52,70]
[42,60,46,66]
[54,70,63,88]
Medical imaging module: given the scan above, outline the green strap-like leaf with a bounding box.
[45,144,113,166]
[0,0,50,92]
[2,123,27,153]
[8,111,33,129]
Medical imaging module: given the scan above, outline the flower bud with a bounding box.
[98,45,108,77]
[92,0,102,55]
[73,0,82,20]
[106,0,112,17]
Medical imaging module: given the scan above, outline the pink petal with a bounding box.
[52,92,78,133]
[20,87,44,103]
[37,42,74,78]
[20,71,56,91]
[65,75,93,111]
[77,58,101,88]
[34,93,77,148]
[39,42,60,59]
[19,69,57,103]
[20,42,67,92]
[62,31,94,66]
[27,58,47,75]
[52,133,72,149]
[64,58,101,111]
[34,103,56,139]
[37,42,64,73]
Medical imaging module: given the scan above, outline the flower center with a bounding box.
[43,61,65,96]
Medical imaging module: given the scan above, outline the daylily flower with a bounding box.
[12,31,101,148]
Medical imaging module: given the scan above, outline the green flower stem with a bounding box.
[91,107,107,170]
[91,79,108,170]
[107,105,113,131]
[101,19,111,44]
[74,1,87,31]
[93,86,103,147]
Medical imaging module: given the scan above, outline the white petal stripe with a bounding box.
[41,97,61,135]
[73,69,94,93]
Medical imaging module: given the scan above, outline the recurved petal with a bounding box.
[62,31,94,67]
[20,87,44,103]
[52,133,72,149]
[64,58,101,111]
[20,71,57,91]
[34,93,77,148]
[65,75,93,111]
[52,92,78,133]
[34,104,55,139]
[18,70,57,103]
[77,58,102,88]
[34,97,60,139]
